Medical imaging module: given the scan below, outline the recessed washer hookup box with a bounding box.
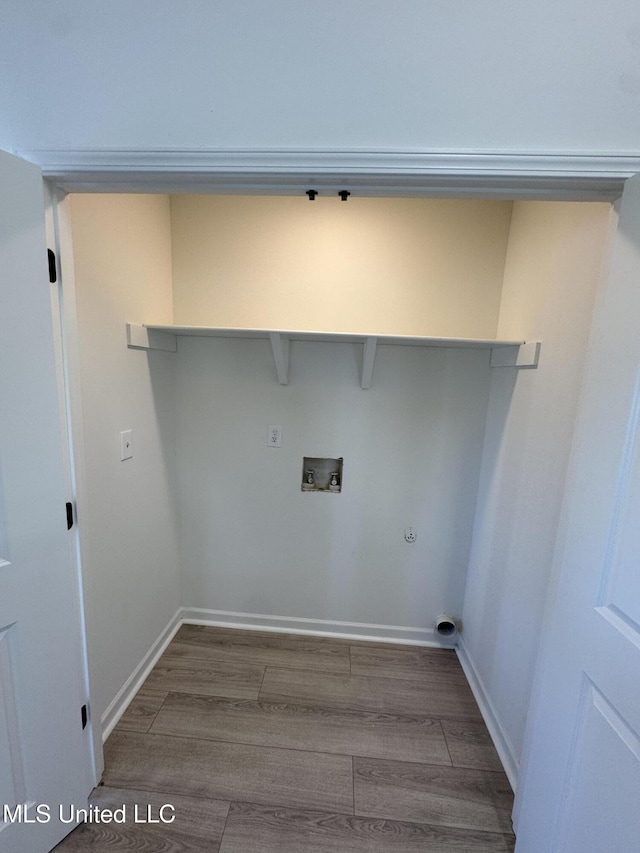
[301,457,343,493]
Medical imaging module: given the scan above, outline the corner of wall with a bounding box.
[461,200,612,782]
[67,193,182,732]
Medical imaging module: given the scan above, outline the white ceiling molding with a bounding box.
[19,148,640,199]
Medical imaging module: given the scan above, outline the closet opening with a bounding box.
[55,188,614,794]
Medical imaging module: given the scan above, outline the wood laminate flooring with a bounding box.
[54,626,515,852]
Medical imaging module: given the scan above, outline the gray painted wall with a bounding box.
[1,1,639,154]
[175,337,492,636]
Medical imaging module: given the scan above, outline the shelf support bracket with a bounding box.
[126,323,176,352]
[269,332,290,385]
[490,341,541,369]
[361,336,377,389]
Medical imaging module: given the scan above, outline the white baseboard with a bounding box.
[100,606,455,743]
[180,607,453,648]
[456,637,519,791]
[100,608,183,741]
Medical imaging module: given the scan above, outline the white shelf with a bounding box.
[127,324,539,387]
[144,324,522,348]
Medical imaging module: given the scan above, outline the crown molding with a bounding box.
[18,147,640,199]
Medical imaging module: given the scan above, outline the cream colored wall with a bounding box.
[68,194,181,737]
[496,203,611,341]
[170,196,513,338]
[461,200,612,783]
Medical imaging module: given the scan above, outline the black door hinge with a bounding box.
[66,502,74,530]
[48,249,57,283]
[81,704,88,730]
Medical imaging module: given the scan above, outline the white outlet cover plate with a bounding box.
[120,429,133,460]
[267,425,282,447]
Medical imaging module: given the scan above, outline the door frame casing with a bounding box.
[43,149,638,825]
[23,148,640,200]
[45,183,103,784]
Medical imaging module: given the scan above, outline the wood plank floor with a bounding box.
[54,626,515,852]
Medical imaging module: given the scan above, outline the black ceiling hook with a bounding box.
[338,190,351,202]
[306,190,318,200]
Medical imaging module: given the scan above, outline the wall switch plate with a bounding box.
[267,425,282,447]
[120,429,133,461]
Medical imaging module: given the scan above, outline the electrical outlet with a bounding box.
[267,425,282,447]
[404,526,416,543]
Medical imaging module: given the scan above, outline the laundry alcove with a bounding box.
[61,191,612,786]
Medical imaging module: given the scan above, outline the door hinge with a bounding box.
[81,704,88,730]
[48,249,57,283]
[66,501,74,530]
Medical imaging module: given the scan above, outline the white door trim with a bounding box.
[17,148,640,199]
[45,183,103,784]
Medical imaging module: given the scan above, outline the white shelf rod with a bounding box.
[269,332,290,385]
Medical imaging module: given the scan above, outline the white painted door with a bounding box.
[0,151,92,852]
[514,175,640,851]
